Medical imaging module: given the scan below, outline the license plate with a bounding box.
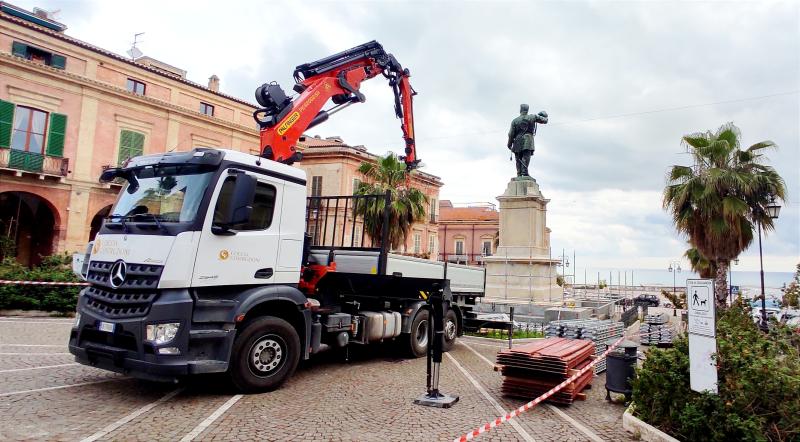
[98,321,115,333]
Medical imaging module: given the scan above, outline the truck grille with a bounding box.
[86,261,163,290]
[84,260,164,319]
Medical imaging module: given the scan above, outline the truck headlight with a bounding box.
[146,323,180,344]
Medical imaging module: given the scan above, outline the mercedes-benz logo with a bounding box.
[109,260,127,289]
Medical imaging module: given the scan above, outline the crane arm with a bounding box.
[253,41,419,170]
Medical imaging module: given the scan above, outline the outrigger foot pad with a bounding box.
[414,391,459,408]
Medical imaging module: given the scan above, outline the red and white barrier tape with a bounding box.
[0,280,89,286]
[454,336,627,442]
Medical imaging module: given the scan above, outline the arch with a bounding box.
[0,191,58,267]
[89,204,112,241]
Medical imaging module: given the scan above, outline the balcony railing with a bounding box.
[0,149,68,176]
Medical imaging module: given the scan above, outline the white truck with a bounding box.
[69,148,485,391]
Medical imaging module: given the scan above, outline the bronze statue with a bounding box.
[507,104,548,178]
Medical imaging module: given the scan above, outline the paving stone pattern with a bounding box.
[0,320,633,441]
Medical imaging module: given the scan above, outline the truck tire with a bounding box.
[229,316,300,393]
[442,309,458,352]
[405,309,430,358]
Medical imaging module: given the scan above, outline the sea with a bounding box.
[573,268,795,297]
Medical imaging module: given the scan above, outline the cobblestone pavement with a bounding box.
[0,319,633,441]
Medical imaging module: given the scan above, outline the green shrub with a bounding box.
[0,254,81,312]
[632,305,800,441]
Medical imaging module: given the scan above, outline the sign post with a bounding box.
[686,279,717,393]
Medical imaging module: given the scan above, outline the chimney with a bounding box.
[208,75,219,92]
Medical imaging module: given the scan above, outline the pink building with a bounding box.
[438,201,499,265]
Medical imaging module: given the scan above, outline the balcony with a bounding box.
[0,149,68,177]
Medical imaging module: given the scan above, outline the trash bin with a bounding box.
[605,339,638,403]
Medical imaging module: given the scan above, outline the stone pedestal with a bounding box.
[483,177,560,302]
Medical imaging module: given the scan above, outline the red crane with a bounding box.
[253,41,419,170]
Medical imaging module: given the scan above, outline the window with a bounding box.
[11,106,47,154]
[353,227,362,247]
[413,233,421,255]
[428,234,436,255]
[11,41,66,69]
[0,100,66,160]
[200,102,214,116]
[126,78,146,96]
[429,198,437,223]
[311,176,322,196]
[482,240,492,256]
[455,239,465,256]
[111,165,214,223]
[118,130,145,165]
[214,177,277,230]
[352,178,361,195]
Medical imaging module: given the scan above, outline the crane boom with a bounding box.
[253,41,419,170]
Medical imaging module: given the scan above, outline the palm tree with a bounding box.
[663,123,786,306]
[684,246,716,279]
[354,153,428,250]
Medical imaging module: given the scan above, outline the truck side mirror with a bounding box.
[99,167,139,193]
[212,173,257,235]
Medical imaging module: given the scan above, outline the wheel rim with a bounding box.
[445,318,457,341]
[248,334,286,378]
[415,319,429,348]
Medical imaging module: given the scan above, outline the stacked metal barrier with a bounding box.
[496,338,595,405]
[543,319,624,373]
[640,313,673,346]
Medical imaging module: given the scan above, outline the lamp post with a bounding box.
[559,250,570,299]
[729,258,739,305]
[668,260,681,298]
[758,194,781,331]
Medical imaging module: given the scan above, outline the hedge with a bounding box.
[632,304,800,441]
[0,255,81,313]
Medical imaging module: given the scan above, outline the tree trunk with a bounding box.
[714,260,729,307]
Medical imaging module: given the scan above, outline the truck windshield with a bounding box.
[111,165,214,223]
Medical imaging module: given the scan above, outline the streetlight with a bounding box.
[729,258,739,305]
[668,260,681,298]
[758,194,781,331]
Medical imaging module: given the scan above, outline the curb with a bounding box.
[622,405,680,442]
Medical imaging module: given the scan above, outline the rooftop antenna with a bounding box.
[127,32,144,61]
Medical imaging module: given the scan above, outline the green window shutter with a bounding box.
[0,99,14,148]
[11,41,27,57]
[118,130,144,165]
[131,132,144,156]
[46,113,67,157]
[51,54,66,70]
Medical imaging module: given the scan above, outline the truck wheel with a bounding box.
[442,309,458,352]
[405,309,430,358]
[229,316,300,393]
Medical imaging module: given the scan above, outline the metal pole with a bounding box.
[549,247,552,302]
[729,265,732,305]
[673,267,676,298]
[759,221,768,330]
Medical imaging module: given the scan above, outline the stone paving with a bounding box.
[0,318,634,441]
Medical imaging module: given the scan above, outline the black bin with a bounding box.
[605,339,638,402]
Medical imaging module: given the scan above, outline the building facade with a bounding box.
[0,3,262,265]
[438,200,499,265]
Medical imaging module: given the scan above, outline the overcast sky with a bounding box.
[22,0,800,273]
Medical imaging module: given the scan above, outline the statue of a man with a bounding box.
[507,104,548,178]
